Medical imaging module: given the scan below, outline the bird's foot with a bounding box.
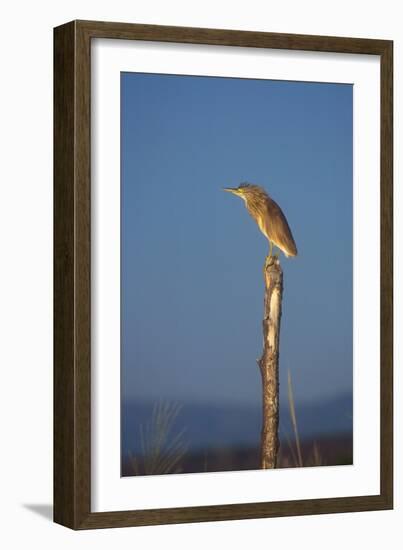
[264,254,274,272]
[263,253,279,273]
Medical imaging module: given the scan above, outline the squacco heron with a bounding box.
[223,183,298,259]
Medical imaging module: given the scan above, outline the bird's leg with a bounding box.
[269,241,279,259]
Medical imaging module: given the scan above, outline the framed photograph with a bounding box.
[54,20,393,529]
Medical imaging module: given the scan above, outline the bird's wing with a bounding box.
[266,198,298,257]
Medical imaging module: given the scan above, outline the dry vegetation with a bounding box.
[125,374,351,476]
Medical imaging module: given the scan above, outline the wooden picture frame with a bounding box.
[54,20,393,529]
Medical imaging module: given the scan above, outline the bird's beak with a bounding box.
[223,187,240,195]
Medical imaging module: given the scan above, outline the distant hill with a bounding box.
[121,393,352,457]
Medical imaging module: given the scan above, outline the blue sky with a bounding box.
[121,72,353,412]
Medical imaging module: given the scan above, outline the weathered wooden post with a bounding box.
[258,256,283,469]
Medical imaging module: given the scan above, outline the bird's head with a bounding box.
[223,183,267,203]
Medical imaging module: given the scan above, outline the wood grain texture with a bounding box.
[380,41,393,507]
[54,21,91,529]
[54,21,76,528]
[258,258,283,469]
[54,20,393,530]
[74,19,390,54]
